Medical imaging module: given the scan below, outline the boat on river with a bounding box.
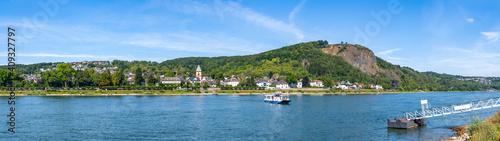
[264,92,291,104]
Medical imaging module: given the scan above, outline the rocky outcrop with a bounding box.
[322,44,400,80]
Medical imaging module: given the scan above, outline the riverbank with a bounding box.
[444,110,500,141]
[0,89,495,96]
[0,89,426,96]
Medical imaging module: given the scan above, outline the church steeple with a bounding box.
[196,65,202,80]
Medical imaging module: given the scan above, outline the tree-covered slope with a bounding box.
[2,40,498,91]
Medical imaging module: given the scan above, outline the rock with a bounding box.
[321,44,400,81]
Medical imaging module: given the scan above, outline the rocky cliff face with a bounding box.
[322,44,400,80]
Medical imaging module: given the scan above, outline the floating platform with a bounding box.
[387,117,426,129]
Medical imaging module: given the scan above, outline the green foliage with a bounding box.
[56,63,75,87]
[318,76,334,87]
[376,57,397,70]
[285,72,298,84]
[1,40,498,91]
[467,113,500,141]
[134,68,143,85]
[74,69,93,87]
[202,82,209,89]
[302,77,310,87]
[146,72,157,85]
[99,69,112,86]
[112,70,124,86]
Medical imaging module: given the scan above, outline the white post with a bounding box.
[421,100,428,118]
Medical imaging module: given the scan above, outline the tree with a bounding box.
[74,70,90,87]
[165,70,175,77]
[134,68,143,85]
[269,71,273,79]
[302,76,310,87]
[248,76,256,87]
[112,70,124,86]
[210,69,223,80]
[146,72,157,86]
[56,63,75,87]
[180,80,185,87]
[0,70,11,87]
[202,82,209,89]
[318,76,334,88]
[285,73,298,84]
[99,69,112,86]
[186,80,191,88]
[90,69,100,86]
[42,69,61,87]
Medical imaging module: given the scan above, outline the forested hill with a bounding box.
[4,41,500,91]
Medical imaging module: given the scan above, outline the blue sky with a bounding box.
[1,0,500,76]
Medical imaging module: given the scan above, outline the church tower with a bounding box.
[196,65,202,80]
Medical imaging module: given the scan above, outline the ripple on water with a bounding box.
[0,92,499,140]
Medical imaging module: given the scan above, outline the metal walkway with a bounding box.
[405,97,500,120]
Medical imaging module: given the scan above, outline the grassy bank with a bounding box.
[466,111,500,140]
[0,89,423,96]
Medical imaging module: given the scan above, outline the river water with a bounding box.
[1,92,500,140]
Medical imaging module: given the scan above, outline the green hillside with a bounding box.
[2,41,499,91]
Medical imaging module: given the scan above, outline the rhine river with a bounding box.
[1,92,500,140]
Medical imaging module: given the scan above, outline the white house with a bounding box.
[223,77,240,87]
[374,85,383,90]
[127,76,134,85]
[310,80,324,87]
[297,81,302,88]
[161,77,181,84]
[336,84,349,90]
[256,79,269,88]
[276,80,290,89]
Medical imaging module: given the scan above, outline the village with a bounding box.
[21,63,384,91]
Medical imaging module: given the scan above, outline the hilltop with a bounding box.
[3,41,499,91]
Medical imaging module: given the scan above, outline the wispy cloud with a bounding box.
[375,48,404,64]
[120,31,270,55]
[377,48,402,55]
[481,32,499,41]
[224,1,304,41]
[19,53,128,59]
[163,0,304,41]
[289,0,307,23]
[434,47,500,76]
[466,18,474,22]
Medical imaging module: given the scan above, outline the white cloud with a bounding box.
[120,31,271,55]
[375,48,404,64]
[466,18,474,22]
[377,48,402,55]
[434,47,500,76]
[165,0,304,41]
[289,0,307,23]
[481,32,499,41]
[224,1,304,41]
[18,53,128,59]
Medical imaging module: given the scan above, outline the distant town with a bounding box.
[19,61,386,91]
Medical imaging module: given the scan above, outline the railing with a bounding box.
[405,97,500,120]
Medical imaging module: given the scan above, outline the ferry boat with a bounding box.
[264,92,291,104]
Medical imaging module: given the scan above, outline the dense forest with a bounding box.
[1,40,499,91]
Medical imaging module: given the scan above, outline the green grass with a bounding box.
[467,111,500,140]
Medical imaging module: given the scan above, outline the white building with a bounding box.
[161,77,182,84]
[310,80,324,87]
[255,79,269,88]
[223,77,240,87]
[276,80,290,89]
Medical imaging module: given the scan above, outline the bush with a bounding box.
[468,114,500,141]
